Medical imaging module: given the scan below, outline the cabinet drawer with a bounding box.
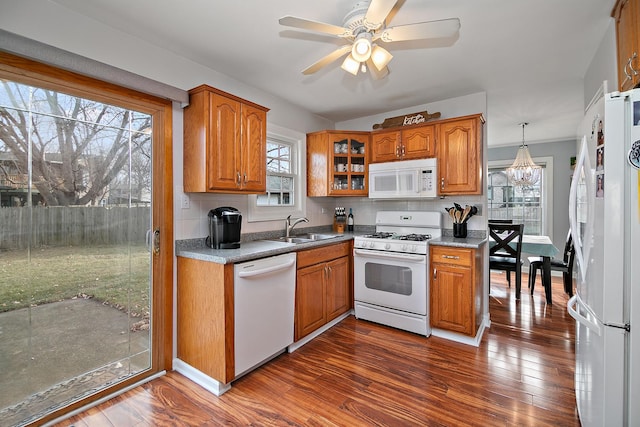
[297,241,351,269]
[430,246,473,267]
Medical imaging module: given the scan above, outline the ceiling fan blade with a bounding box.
[279,16,351,37]
[364,0,398,30]
[379,18,460,42]
[302,45,352,75]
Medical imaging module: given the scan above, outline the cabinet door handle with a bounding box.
[395,145,400,157]
[243,173,247,184]
[433,268,437,281]
[442,255,460,260]
[236,172,241,185]
[401,145,406,156]
[624,58,632,83]
[441,177,445,190]
[629,52,638,76]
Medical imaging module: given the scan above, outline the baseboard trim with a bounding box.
[173,359,231,396]
[288,310,353,353]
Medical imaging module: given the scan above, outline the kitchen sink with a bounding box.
[266,233,338,244]
[294,233,339,241]
[268,236,313,244]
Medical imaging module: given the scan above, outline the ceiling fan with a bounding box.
[279,0,460,78]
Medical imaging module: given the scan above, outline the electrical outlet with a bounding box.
[181,194,190,209]
[321,207,327,214]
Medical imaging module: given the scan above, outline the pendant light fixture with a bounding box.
[507,122,541,186]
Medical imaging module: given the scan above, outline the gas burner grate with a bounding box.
[364,232,394,239]
[399,234,432,241]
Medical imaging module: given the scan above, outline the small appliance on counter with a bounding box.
[206,207,242,249]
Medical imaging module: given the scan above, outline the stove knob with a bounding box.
[401,244,408,252]
[369,242,375,249]
[411,245,417,252]
[384,243,391,250]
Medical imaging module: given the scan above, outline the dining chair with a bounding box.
[489,223,524,296]
[528,231,575,297]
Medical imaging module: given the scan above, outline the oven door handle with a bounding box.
[354,249,426,263]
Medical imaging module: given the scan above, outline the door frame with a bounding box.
[0,51,173,425]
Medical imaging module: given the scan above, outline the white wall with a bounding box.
[0,0,336,240]
[336,92,487,132]
[583,21,617,110]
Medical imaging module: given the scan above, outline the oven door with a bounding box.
[353,248,427,315]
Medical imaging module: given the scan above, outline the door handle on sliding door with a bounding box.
[153,228,160,256]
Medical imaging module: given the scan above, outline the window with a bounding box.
[258,140,294,206]
[487,157,553,235]
[248,125,305,221]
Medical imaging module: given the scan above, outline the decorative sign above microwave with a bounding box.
[373,110,441,130]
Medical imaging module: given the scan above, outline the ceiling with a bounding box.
[51,0,615,146]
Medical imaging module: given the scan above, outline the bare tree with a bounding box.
[0,81,151,206]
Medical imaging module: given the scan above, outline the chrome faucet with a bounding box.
[285,215,309,237]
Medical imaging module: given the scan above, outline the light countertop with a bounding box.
[176,233,356,264]
[429,236,487,249]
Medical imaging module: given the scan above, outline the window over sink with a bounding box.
[247,124,306,222]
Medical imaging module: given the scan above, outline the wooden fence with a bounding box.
[0,206,151,249]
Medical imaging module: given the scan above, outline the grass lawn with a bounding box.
[0,245,150,318]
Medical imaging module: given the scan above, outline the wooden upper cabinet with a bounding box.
[370,125,435,163]
[437,115,484,195]
[612,0,639,91]
[183,85,269,193]
[208,94,241,191]
[307,131,369,197]
[241,103,268,192]
[371,130,401,163]
[402,125,436,159]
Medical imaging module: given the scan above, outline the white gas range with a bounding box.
[353,211,442,336]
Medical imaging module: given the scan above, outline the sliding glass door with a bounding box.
[0,53,172,427]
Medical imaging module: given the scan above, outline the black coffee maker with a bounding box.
[206,207,242,249]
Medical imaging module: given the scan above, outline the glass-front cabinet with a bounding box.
[307,131,369,196]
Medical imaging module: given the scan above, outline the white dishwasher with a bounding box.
[234,252,296,377]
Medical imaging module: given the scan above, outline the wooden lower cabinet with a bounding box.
[295,241,351,341]
[429,245,483,336]
[177,256,234,384]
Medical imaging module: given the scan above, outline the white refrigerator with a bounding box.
[568,85,640,426]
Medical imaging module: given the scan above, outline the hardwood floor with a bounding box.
[55,273,579,426]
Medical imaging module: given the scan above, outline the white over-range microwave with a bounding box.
[368,158,437,199]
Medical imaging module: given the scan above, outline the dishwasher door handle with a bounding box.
[237,258,296,278]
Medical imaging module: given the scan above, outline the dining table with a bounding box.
[490,234,559,304]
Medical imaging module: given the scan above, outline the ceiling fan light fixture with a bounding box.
[351,32,372,62]
[341,54,360,75]
[370,44,393,71]
[366,58,389,80]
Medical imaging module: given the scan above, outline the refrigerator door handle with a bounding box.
[567,294,601,335]
[569,136,595,284]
